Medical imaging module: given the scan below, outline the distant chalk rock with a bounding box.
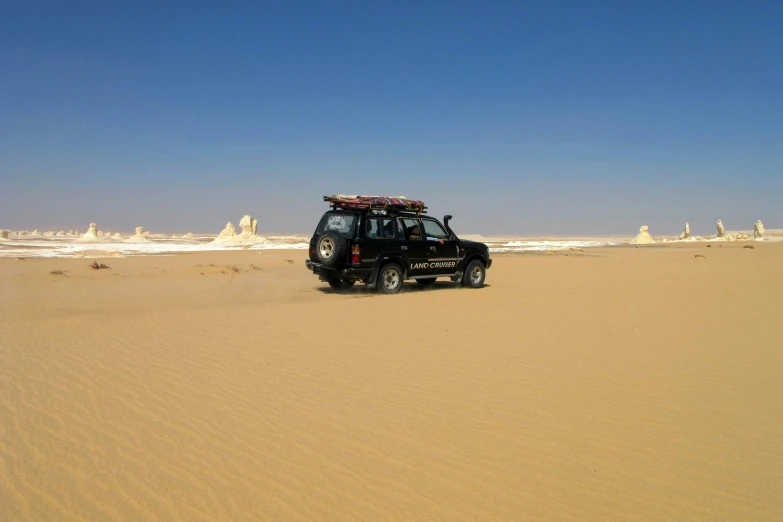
[630,225,655,245]
[754,220,765,240]
[80,223,100,242]
[212,215,268,246]
[0,229,9,239]
[184,232,195,239]
[679,222,690,240]
[716,219,725,238]
[126,227,150,242]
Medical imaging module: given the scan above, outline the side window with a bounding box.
[422,220,448,240]
[400,218,422,240]
[366,218,394,239]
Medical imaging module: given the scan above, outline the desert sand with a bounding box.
[1,243,782,521]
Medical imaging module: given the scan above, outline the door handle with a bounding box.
[429,246,436,251]
[401,245,408,250]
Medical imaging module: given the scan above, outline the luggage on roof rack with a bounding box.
[323,195,426,214]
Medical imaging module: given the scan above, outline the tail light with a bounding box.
[351,245,360,264]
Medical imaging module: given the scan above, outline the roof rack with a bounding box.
[323,195,427,215]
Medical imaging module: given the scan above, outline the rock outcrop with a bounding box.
[754,220,765,240]
[716,219,725,238]
[218,222,237,238]
[56,231,66,236]
[679,222,690,240]
[212,215,268,246]
[0,229,9,239]
[239,214,258,236]
[126,227,150,242]
[630,225,655,245]
[112,233,123,240]
[80,223,100,241]
[31,229,41,236]
[184,232,195,239]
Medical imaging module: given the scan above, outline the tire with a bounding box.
[377,263,404,294]
[462,259,485,288]
[327,278,355,290]
[416,277,437,286]
[316,231,347,267]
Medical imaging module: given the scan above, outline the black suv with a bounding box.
[305,196,491,293]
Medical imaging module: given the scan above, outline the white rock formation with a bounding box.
[212,215,268,246]
[43,231,54,236]
[126,227,150,242]
[31,229,41,236]
[183,232,195,239]
[56,231,66,236]
[218,221,237,238]
[68,230,79,236]
[716,219,725,238]
[112,233,123,240]
[679,222,690,240]
[80,223,100,242]
[630,225,655,245]
[722,232,748,241]
[754,220,765,240]
[0,230,9,239]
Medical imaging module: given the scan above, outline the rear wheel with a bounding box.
[462,259,485,288]
[378,263,403,294]
[327,278,355,290]
[416,277,437,286]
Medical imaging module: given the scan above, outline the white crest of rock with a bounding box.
[56,231,66,236]
[184,232,195,239]
[126,226,150,242]
[716,219,725,238]
[0,229,9,239]
[679,222,690,240]
[630,225,655,245]
[212,215,268,245]
[754,220,764,240]
[218,222,237,238]
[31,229,41,236]
[80,223,100,241]
[112,233,123,239]
[239,214,258,235]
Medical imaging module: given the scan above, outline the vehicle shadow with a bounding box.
[316,281,490,296]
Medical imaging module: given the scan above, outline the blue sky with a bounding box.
[1,1,781,235]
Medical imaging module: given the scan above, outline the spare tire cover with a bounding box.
[316,231,347,267]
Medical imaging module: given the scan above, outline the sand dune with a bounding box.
[1,244,782,520]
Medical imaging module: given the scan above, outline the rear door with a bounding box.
[399,218,429,276]
[360,216,398,268]
[421,218,459,273]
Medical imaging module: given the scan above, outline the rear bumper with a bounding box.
[305,260,372,281]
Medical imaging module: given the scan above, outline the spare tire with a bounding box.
[316,231,347,267]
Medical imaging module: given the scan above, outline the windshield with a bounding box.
[316,212,357,238]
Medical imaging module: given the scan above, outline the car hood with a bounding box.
[456,238,489,252]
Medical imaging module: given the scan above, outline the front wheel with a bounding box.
[377,263,404,294]
[328,278,355,290]
[462,259,486,288]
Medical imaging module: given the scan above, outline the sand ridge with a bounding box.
[1,245,782,520]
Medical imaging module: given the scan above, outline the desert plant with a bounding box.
[89,261,111,270]
[49,270,67,276]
